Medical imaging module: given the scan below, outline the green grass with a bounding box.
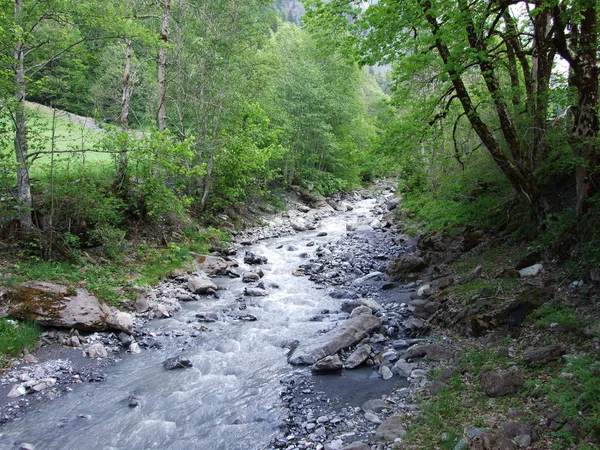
[5,227,228,305]
[0,319,41,360]
[532,303,590,331]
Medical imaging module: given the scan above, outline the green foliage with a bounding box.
[0,319,40,358]
[532,303,589,331]
[543,356,600,447]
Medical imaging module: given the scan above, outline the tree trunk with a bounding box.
[117,40,133,189]
[157,0,171,132]
[553,3,599,216]
[14,0,34,232]
[424,5,548,222]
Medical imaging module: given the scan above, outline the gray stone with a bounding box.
[289,315,382,365]
[387,255,427,281]
[244,287,268,297]
[188,272,218,294]
[514,435,532,447]
[106,311,134,334]
[352,271,384,286]
[523,345,565,366]
[341,442,370,450]
[242,272,260,283]
[380,365,393,380]
[364,411,382,424]
[350,306,372,318]
[518,264,543,278]
[394,359,416,377]
[401,317,429,337]
[86,343,108,359]
[481,371,523,397]
[470,430,517,450]
[290,218,308,232]
[386,196,402,211]
[163,356,193,370]
[344,344,373,369]
[362,399,388,414]
[19,444,35,450]
[374,415,406,442]
[7,384,26,398]
[134,294,150,313]
[192,254,231,276]
[312,354,343,372]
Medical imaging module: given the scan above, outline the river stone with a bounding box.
[330,290,358,300]
[193,254,230,276]
[188,272,218,294]
[401,317,430,337]
[341,442,370,450]
[344,344,373,369]
[289,315,382,365]
[386,196,402,211]
[244,287,268,297]
[7,384,27,398]
[362,399,388,414]
[346,223,358,231]
[134,294,150,313]
[290,218,308,232]
[242,272,260,283]
[106,311,134,334]
[523,345,565,366]
[394,359,416,377]
[163,356,193,370]
[350,306,372,318]
[353,271,384,286]
[19,444,35,450]
[312,354,343,372]
[481,371,523,397]
[380,365,393,380]
[244,251,268,265]
[374,415,407,442]
[86,343,108,359]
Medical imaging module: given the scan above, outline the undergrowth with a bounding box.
[0,319,41,364]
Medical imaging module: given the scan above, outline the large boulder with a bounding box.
[1,282,130,332]
[289,315,382,365]
[523,345,565,366]
[481,371,523,397]
[192,254,233,276]
[188,272,218,294]
[374,415,407,442]
[387,255,427,281]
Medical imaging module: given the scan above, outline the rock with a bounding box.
[514,435,531,447]
[242,272,260,283]
[394,359,416,377]
[32,378,56,392]
[429,380,447,395]
[481,371,523,397]
[380,365,393,380]
[344,344,373,369]
[370,219,383,229]
[346,223,358,232]
[134,295,150,313]
[244,287,268,297]
[403,344,454,361]
[500,421,535,440]
[86,343,108,359]
[3,284,125,332]
[365,411,382,423]
[469,430,517,450]
[192,254,231,276]
[330,290,358,300]
[129,342,141,354]
[401,317,430,337]
[244,251,268,265]
[312,354,343,372]
[350,306,372,318]
[297,204,311,213]
[317,231,328,237]
[7,384,26,398]
[290,218,308,232]
[163,356,193,370]
[341,442,370,450]
[523,345,565,366]
[106,311,134,334]
[314,200,334,211]
[502,287,551,326]
[19,444,35,450]
[374,415,407,442]
[289,315,382,365]
[188,272,218,294]
[518,264,543,278]
[437,276,454,290]
[387,255,427,281]
[412,301,440,319]
[352,271,384,286]
[362,399,388,414]
[128,394,142,408]
[196,312,219,322]
[386,196,402,211]
[154,304,170,318]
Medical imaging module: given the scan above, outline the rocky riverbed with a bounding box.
[2,181,551,450]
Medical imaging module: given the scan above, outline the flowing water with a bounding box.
[0,200,378,450]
